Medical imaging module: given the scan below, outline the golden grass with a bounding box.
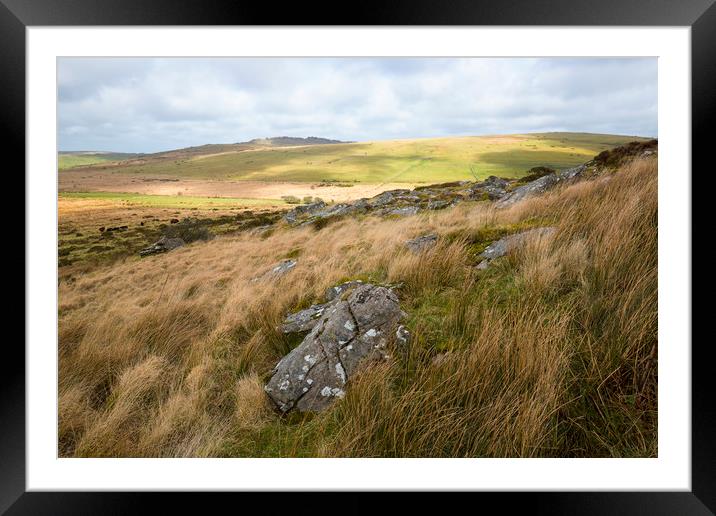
[58,157,657,457]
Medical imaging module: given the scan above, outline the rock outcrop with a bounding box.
[280,163,589,227]
[495,165,585,209]
[284,200,326,224]
[139,236,185,257]
[266,283,406,413]
[463,175,509,200]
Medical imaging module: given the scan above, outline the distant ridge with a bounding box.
[240,136,351,146]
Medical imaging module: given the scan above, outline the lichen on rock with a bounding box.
[265,284,405,413]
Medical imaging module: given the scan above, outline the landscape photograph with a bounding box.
[57,57,658,458]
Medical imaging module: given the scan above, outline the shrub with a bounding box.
[519,166,556,182]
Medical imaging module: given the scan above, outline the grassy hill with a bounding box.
[64,133,650,183]
[59,152,144,170]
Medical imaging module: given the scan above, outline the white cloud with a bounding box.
[58,57,657,152]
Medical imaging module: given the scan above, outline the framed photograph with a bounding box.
[6,0,710,512]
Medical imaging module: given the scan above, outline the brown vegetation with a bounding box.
[58,157,657,457]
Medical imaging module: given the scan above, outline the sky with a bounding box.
[58,57,657,153]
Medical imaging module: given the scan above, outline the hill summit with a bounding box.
[241,136,350,146]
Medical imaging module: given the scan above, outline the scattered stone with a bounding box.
[170,218,179,224]
[139,236,186,257]
[405,234,438,254]
[99,227,105,233]
[476,227,556,268]
[265,284,405,413]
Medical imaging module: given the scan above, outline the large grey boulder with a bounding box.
[139,236,185,257]
[265,284,406,413]
[496,165,585,209]
[476,227,556,269]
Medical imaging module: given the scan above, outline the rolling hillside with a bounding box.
[60,133,651,183]
[58,151,145,170]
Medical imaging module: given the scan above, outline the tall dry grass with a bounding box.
[58,157,657,457]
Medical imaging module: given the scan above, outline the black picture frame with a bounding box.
[4,0,710,513]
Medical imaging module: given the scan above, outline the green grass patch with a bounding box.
[60,191,286,209]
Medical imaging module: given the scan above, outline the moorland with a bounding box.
[57,133,658,458]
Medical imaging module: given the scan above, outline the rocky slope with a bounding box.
[259,139,658,413]
[280,138,657,227]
